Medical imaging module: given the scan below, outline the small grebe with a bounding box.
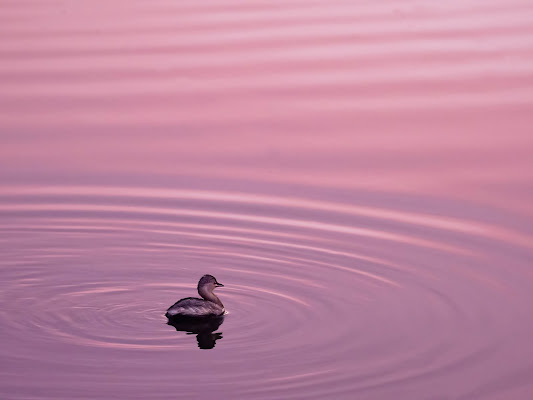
[165,275,225,318]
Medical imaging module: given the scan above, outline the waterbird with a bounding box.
[165,275,225,318]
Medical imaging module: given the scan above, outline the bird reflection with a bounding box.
[167,316,224,349]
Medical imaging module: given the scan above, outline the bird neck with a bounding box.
[198,286,224,307]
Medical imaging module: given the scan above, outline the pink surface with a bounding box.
[1,1,533,399]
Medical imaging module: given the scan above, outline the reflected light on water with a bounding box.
[2,0,533,399]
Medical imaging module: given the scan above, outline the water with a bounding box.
[1,1,533,399]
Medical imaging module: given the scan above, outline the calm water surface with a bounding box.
[2,1,533,399]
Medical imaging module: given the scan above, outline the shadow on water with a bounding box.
[167,316,225,350]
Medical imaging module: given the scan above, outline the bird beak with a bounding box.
[215,282,224,287]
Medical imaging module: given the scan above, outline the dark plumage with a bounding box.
[165,275,225,318]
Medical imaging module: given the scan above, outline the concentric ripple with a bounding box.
[2,0,533,398]
[1,183,532,399]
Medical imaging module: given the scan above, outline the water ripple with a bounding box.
[0,182,530,399]
[1,0,533,397]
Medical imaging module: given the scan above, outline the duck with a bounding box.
[165,274,225,318]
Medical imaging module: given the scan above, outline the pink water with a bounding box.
[2,1,533,399]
